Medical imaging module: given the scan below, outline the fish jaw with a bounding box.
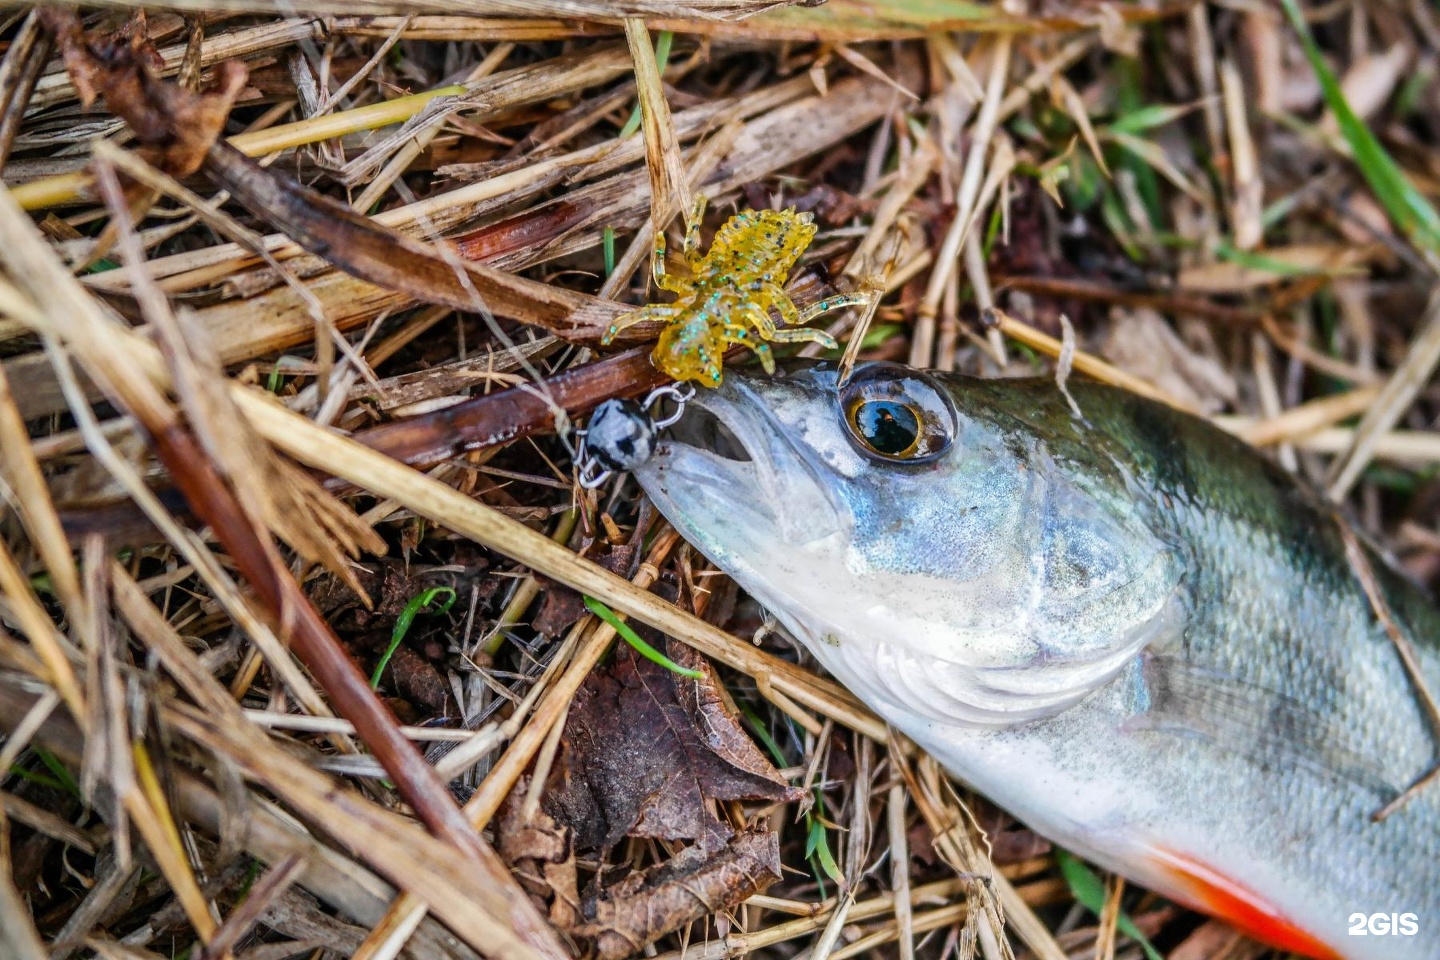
[632,379,852,587]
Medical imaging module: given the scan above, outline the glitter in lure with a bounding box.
[600,196,873,386]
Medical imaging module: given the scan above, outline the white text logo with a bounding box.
[1348,913,1419,936]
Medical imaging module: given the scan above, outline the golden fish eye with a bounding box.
[839,363,956,463]
[848,398,923,458]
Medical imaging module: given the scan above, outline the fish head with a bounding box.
[634,362,1183,727]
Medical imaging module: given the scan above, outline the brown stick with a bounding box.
[352,345,665,466]
[58,344,668,541]
[991,273,1259,327]
[203,139,629,341]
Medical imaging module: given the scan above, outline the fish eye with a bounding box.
[840,363,956,463]
[851,399,921,456]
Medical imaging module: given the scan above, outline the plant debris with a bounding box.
[39,9,248,182]
[546,633,802,850]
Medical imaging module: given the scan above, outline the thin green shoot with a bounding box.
[1214,241,1351,278]
[266,356,306,394]
[6,763,71,793]
[983,200,1004,255]
[1280,0,1440,254]
[804,791,845,893]
[1056,850,1164,960]
[738,702,789,768]
[1108,101,1200,136]
[603,226,617,277]
[618,31,675,140]
[582,595,704,679]
[235,857,264,904]
[36,746,80,799]
[369,587,457,689]
[1395,68,1429,118]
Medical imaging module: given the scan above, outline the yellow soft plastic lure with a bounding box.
[600,196,869,386]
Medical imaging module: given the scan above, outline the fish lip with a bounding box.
[643,375,850,545]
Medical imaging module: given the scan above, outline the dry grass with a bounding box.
[1,2,1439,959]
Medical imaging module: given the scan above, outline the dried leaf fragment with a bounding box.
[502,784,784,960]
[40,8,248,181]
[546,635,801,851]
[576,830,783,960]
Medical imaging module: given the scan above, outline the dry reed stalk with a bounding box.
[983,307,1201,414]
[15,81,459,209]
[0,361,82,618]
[329,16,619,42]
[0,12,50,168]
[1327,287,1440,499]
[624,18,691,235]
[914,36,1011,369]
[1232,385,1382,446]
[0,803,47,960]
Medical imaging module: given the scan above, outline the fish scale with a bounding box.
[635,364,1440,959]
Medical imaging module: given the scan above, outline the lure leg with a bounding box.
[601,305,674,345]
[750,339,777,374]
[761,282,802,329]
[798,292,871,325]
[650,234,691,296]
[650,230,669,290]
[683,194,709,266]
[721,320,778,375]
[736,299,781,339]
[760,325,839,349]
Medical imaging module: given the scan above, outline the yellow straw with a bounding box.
[8,84,467,211]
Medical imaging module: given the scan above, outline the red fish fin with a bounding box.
[1145,846,1340,959]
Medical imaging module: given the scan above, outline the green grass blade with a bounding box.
[369,586,457,689]
[582,595,704,679]
[1056,850,1165,960]
[1280,0,1440,253]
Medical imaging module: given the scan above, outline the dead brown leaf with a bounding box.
[575,830,782,960]
[545,635,801,852]
[40,9,248,181]
[1101,308,1238,415]
[501,786,783,960]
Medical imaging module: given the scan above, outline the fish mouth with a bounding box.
[661,398,754,465]
[635,376,849,549]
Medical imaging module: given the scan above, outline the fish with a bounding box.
[632,361,1440,960]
